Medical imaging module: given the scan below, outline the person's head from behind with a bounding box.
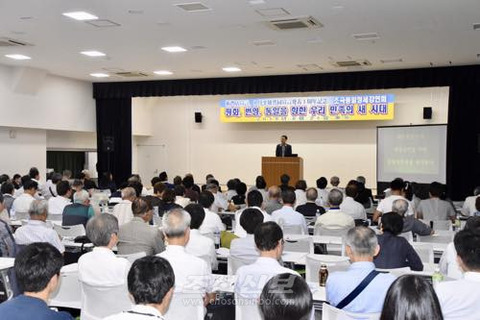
[255,222,284,259]
[260,273,313,320]
[184,203,205,230]
[128,180,143,198]
[1,182,14,196]
[454,228,480,272]
[132,197,153,222]
[121,186,137,201]
[205,183,218,194]
[429,181,444,198]
[73,189,90,206]
[356,176,366,185]
[345,226,379,261]
[330,176,340,187]
[316,177,328,189]
[56,180,72,198]
[153,182,166,197]
[72,179,84,192]
[29,200,48,221]
[327,189,343,207]
[268,185,281,200]
[392,199,409,217]
[159,171,168,182]
[380,275,443,320]
[280,174,290,186]
[150,176,161,188]
[182,175,194,189]
[390,178,405,194]
[173,175,182,186]
[381,212,404,236]
[235,182,247,196]
[247,190,263,208]
[465,216,480,231]
[281,189,296,206]
[280,135,288,145]
[128,256,175,314]
[240,208,264,235]
[305,188,318,202]
[62,170,72,180]
[256,175,267,190]
[295,180,307,191]
[345,181,358,198]
[162,208,191,246]
[15,243,63,297]
[174,185,185,197]
[23,179,38,196]
[29,167,40,180]
[162,189,176,204]
[227,179,238,191]
[198,191,215,209]
[86,214,119,248]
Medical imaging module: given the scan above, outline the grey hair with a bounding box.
[268,185,281,199]
[74,189,89,204]
[121,187,136,199]
[86,214,119,246]
[346,227,378,257]
[205,183,218,193]
[306,188,318,201]
[328,189,343,206]
[162,208,191,238]
[29,200,48,216]
[330,176,340,187]
[474,186,480,196]
[392,199,409,216]
[356,176,366,185]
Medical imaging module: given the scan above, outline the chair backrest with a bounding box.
[165,292,205,320]
[116,251,147,264]
[80,281,132,320]
[53,224,86,239]
[305,254,350,283]
[227,255,251,275]
[417,231,454,244]
[282,224,304,235]
[411,243,434,264]
[375,267,411,277]
[431,220,452,231]
[314,225,349,238]
[399,231,413,242]
[14,212,29,221]
[235,299,262,320]
[284,237,314,254]
[49,263,81,309]
[322,302,380,320]
[48,213,63,222]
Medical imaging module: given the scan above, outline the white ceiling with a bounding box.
[1,0,480,82]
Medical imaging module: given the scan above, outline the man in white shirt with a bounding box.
[235,221,299,300]
[340,182,367,220]
[41,172,62,200]
[198,191,226,235]
[436,228,480,319]
[29,167,44,199]
[230,208,264,265]
[373,178,412,223]
[315,177,330,207]
[12,180,38,214]
[158,208,214,305]
[206,181,236,213]
[104,256,174,320]
[112,187,137,226]
[14,199,65,253]
[174,185,191,208]
[184,203,218,271]
[47,181,72,216]
[272,189,308,234]
[461,186,480,216]
[234,190,271,238]
[315,189,355,230]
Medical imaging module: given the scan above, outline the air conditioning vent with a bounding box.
[269,16,323,30]
[352,33,380,41]
[333,60,372,67]
[175,2,210,12]
[114,71,150,78]
[0,37,32,47]
[297,63,322,71]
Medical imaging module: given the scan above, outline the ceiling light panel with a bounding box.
[175,2,211,12]
[473,23,480,30]
[222,67,241,72]
[90,73,109,78]
[154,70,173,75]
[81,51,106,57]
[5,54,31,60]
[63,11,98,21]
[161,46,187,52]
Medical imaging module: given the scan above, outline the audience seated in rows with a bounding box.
[315,189,355,230]
[327,226,396,313]
[62,189,94,227]
[0,243,73,320]
[264,185,282,214]
[417,182,456,222]
[294,180,307,207]
[112,187,137,226]
[48,181,72,215]
[183,175,199,202]
[12,180,37,214]
[392,198,432,236]
[14,200,64,253]
[272,189,308,234]
[117,197,165,256]
[461,186,480,216]
[329,176,344,194]
[79,169,98,191]
[340,181,367,220]
[230,208,264,265]
[197,191,226,235]
[161,189,182,213]
[315,177,329,207]
[13,175,31,198]
[234,190,271,238]
[0,193,17,257]
[225,179,238,201]
[184,203,218,271]
[259,273,313,320]
[145,182,166,215]
[296,187,325,217]
[374,178,413,223]
[104,256,175,320]
[41,172,62,200]
[232,182,247,205]
[374,212,423,271]
[235,222,299,299]
[247,175,268,202]
[354,176,374,209]
[1,182,15,216]
[174,185,191,208]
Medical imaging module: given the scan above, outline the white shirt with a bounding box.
[436,272,480,320]
[316,188,329,207]
[78,247,131,287]
[294,190,307,207]
[14,220,65,253]
[377,195,414,216]
[462,195,478,216]
[199,208,225,235]
[186,229,218,271]
[230,234,259,266]
[234,206,271,238]
[48,196,71,215]
[439,242,463,280]
[175,196,191,208]
[104,305,165,320]
[315,208,355,229]
[41,180,57,200]
[211,192,228,213]
[271,206,308,234]
[12,193,35,213]
[340,197,367,220]
[112,200,134,226]
[235,257,299,299]
[226,190,237,201]
[158,245,212,294]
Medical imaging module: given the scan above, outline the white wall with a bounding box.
[132,87,449,189]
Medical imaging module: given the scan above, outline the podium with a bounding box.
[261,157,304,187]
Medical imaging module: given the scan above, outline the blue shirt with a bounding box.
[326,261,396,313]
[0,294,73,320]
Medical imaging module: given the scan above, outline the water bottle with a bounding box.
[319,264,328,287]
[432,267,444,289]
[214,228,221,249]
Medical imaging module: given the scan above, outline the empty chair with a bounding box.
[284,236,313,254]
[116,251,147,264]
[305,254,350,283]
[80,282,132,320]
[227,255,251,275]
[322,302,380,320]
[282,224,304,235]
[165,292,205,320]
[411,243,434,265]
[398,231,413,242]
[236,300,262,320]
[49,263,81,309]
[53,224,86,239]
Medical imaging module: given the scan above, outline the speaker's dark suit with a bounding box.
[275,143,292,157]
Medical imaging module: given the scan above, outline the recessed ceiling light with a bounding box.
[222,67,241,72]
[90,73,109,78]
[153,70,173,75]
[81,51,106,57]
[161,46,187,53]
[5,54,31,60]
[63,11,98,21]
